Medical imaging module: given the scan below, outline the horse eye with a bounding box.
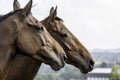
[52,30,57,33]
[27,23,32,27]
[60,33,68,38]
[35,26,44,31]
[40,27,44,31]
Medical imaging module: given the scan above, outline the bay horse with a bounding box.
[6,2,94,80]
[0,0,66,80]
[42,7,95,73]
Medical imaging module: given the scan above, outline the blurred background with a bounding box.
[1,0,120,80]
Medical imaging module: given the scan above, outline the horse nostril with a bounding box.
[63,54,67,61]
[89,59,95,66]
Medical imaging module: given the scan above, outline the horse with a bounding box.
[42,7,95,73]
[6,2,94,80]
[0,0,66,79]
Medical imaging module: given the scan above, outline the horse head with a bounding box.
[42,7,95,73]
[0,0,66,72]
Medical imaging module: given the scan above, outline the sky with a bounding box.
[1,0,120,50]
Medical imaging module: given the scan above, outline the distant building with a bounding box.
[87,68,112,80]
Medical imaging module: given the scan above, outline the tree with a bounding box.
[110,65,120,80]
[100,62,108,68]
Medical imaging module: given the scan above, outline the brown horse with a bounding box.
[42,7,95,73]
[6,2,94,80]
[0,0,66,80]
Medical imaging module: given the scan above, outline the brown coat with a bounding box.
[6,6,94,80]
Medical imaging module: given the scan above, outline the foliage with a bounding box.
[110,65,120,80]
[35,49,120,80]
[100,61,108,68]
[35,74,64,80]
[35,65,87,80]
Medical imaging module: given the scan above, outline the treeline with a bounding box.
[35,65,87,80]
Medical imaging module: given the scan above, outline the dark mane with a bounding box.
[55,16,63,22]
[43,16,64,22]
[0,9,22,22]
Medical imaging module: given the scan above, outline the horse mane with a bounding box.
[0,9,22,22]
[43,16,64,22]
[55,16,63,22]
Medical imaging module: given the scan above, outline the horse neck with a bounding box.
[0,47,15,80]
[0,17,17,79]
[6,54,42,80]
[0,30,16,79]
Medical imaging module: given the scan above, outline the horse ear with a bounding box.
[49,6,57,21]
[50,7,54,16]
[54,6,57,16]
[22,0,32,15]
[13,0,20,11]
